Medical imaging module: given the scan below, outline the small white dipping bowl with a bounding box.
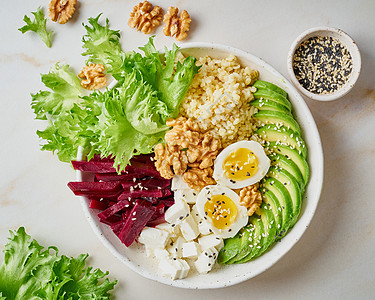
[287,27,361,101]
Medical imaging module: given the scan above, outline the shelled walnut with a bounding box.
[154,117,221,191]
[163,7,191,41]
[239,184,262,216]
[49,0,77,24]
[78,64,107,90]
[128,1,163,34]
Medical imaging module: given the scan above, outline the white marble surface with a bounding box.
[1,0,374,299]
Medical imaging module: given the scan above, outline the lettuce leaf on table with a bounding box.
[18,7,53,48]
[0,227,116,299]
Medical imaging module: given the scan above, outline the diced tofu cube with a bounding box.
[190,205,201,223]
[198,219,212,236]
[138,227,170,249]
[177,258,190,279]
[158,257,190,280]
[182,241,201,259]
[164,199,190,225]
[175,189,198,204]
[180,215,199,241]
[166,236,186,258]
[154,248,170,260]
[194,247,218,274]
[155,222,179,240]
[171,175,190,191]
[198,234,224,250]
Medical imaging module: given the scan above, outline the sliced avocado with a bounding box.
[255,124,307,159]
[267,167,302,226]
[266,142,310,185]
[254,110,301,134]
[268,152,305,191]
[254,89,291,111]
[253,80,288,98]
[217,232,242,264]
[262,177,294,236]
[250,98,291,114]
[233,209,267,263]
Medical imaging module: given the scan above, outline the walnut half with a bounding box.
[163,7,191,41]
[128,1,163,34]
[239,185,262,216]
[78,64,107,90]
[49,0,77,24]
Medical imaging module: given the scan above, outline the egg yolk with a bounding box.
[223,148,259,181]
[204,194,238,230]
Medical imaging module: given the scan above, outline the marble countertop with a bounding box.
[1,0,374,299]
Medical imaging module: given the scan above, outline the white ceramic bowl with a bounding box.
[287,27,361,101]
[76,42,324,289]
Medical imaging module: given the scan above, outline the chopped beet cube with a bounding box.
[158,197,175,207]
[147,215,165,227]
[99,214,121,226]
[117,199,156,247]
[89,199,108,210]
[96,172,146,182]
[110,220,124,236]
[130,154,154,164]
[117,189,164,200]
[125,161,161,178]
[121,178,171,190]
[98,199,131,221]
[72,160,117,173]
[67,181,122,197]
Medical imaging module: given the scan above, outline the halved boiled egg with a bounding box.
[213,140,270,189]
[196,185,248,238]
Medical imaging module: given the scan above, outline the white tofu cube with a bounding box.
[194,247,218,274]
[166,236,185,258]
[180,215,199,241]
[198,219,212,236]
[154,248,170,260]
[190,205,201,223]
[177,258,190,279]
[158,257,190,280]
[198,234,224,251]
[164,199,190,225]
[175,189,198,204]
[182,242,201,259]
[171,175,190,191]
[138,227,170,249]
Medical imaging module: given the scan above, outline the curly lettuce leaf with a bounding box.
[82,14,124,76]
[32,64,83,120]
[119,70,169,135]
[0,227,117,299]
[18,7,53,48]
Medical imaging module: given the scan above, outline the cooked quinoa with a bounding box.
[179,54,259,147]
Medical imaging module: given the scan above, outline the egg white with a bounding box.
[213,140,270,189]
[195,185,249,239]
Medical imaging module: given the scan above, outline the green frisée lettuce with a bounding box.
[0,227,116,299]
[32,14,199,172]
[18,7,53,48]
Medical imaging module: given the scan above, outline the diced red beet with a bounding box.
[158,197,175,207]
[110,220,125,236]
[67,181,122,197]
[121,178,170,189]
[117,199,156,247]
[89,199,108,210]
[98,199,131,221]
[117,189,165,200]
[91,154,114,162]
[72,160,117,173]
[96,172,146,182]
[130,154,154,164]
[147,215,165,227]
[125,161,161,178]
[99,214,121,226]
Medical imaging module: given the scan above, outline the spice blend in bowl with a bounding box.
[287,27,361,101]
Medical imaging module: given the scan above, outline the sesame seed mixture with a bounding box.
[293,36,353,94]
